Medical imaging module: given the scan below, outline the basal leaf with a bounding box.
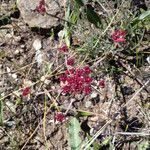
[86,4,102,28]
[68,117,82,150]
[139,10,150,20]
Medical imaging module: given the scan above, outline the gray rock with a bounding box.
[17,0,66,28]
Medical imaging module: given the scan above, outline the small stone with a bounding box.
[90,116,99,122]
[90,128,94,136]
[85,101,92,108]
[20,44,25,48]
[6,67,11,73]
[91,92,98,98]
[14,36,21,42]
[33,39,42,50]
[146,56,150,64]
[58,30,64,39]
[40,76,46,82]
[4,121,16,127]
[35,49,43,67]
[12,73,17,79]
[14,49,20,54]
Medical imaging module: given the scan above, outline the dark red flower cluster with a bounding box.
[22,87,30,97]
[60,66,93,95]
[99,79,105,88]
[34,0,46,14]
[67,57,75,66]
[54,112,65,122]
[58,44,68,53]
[112,29,126,43]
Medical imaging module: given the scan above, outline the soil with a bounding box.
[0,0,150,150]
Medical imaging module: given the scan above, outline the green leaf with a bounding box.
[70,9,79,24]
[101,136,111,146]
[77,110,93,117]
[130,18,140,26]
[0,16,11,26]
[0,100,3,126]
[86,5,102,28]
[74,0,86,6]
[15,98,22,105]
[68,117,82,150]
[0,50,6,59]
[138,10,150,20]
[137,140,149,150]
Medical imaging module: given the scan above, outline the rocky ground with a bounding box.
[0,0,150,150]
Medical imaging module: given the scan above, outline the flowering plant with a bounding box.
[55,112,65,122]
[67,57,75,66]
[112,29,126,43]
[60,66,93,95]
[58,44,68,53]
[22,87,31,97]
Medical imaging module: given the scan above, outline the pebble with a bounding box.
[4,121,16,127]
[20,44,25,49]
[14,49,20,54]
[90,116,99,122]
[14,36,21,42]
[85,101,92,108]
[91,92,98,98]
[58,30,64,39]
[146,56,150,64]
[11,73,17,79]
[33,38,42,50]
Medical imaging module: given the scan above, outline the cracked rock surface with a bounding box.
[17,0,66,28]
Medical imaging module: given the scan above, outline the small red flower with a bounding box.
[22,87,31,96]
[34,0,46,14]
[39,0,45,5]
[112,29,126,43]
[99,79,105,88]
[83,65,91,74]
[67,57,75,66]
[58,44,68,53]
[76,68,85,76]
[40,7,46,13]
[55,113,65,122]
[84,76,93,84]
